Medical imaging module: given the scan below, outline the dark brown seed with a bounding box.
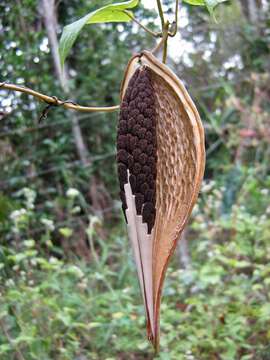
[127,117,136,132]
[142,165,151,174]
[145,108,154,117]
[137,114,144,124]
[118,121,127,134]
[138,153,147,165]
[143,118,153,129]
[142,202,155,221]
[145,189,154,202]
[130,174,137,192]
[133,163,142,175]
[147,174,154,185]
[129,136,138,150]
[118,163,127,180]
[117,66,158,233]
[138,139,148,149]
[128,69,139,87]
[127,154,134,169]
[140,182,149,195]
[131,88,139,98]
[129,100,136,110]
[137,173,146,185]
[133,148,142,161]
[132,124,141,136]
[138,128,147,139]
[124,88,132,100]
[130,109,140,118]
[117,149,128,164]
[135,193,144,214]
[146,145,154,155]
[145,131,154,142]
[148,156,156,166]
[121,108,128,119]
[117,135,127,149]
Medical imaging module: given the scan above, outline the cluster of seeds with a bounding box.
[117,66,157,233]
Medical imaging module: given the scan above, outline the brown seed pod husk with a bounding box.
[117,51,205,350]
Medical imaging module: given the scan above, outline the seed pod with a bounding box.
[117,51,205,350]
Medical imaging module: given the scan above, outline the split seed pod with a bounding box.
[117,51,205,350]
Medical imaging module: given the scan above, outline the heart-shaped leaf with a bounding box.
[59,0,139,67]
[183,0,229,18]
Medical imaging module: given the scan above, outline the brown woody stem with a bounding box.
[162,22,169,63]
[0,82,119,113]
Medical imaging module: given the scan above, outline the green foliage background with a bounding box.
[0,0,270,359]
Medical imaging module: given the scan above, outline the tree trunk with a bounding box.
[40,0,113,217]
[40,0,90,166]
[247,0,259,24]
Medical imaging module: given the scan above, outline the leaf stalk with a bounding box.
[124,10,162,38]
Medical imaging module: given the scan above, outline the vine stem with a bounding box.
[169,0,179,37]
[162,21,169,63]
[0,82,119,113]
[151,36,166,55]
[156,0,165,29]
[124,10,162,38]
[154,0,179,63]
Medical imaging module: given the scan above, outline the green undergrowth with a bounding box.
[1,172,270,359]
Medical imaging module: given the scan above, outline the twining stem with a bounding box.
[124,10,162,38]
[162,21,169,63]
[0,82,119,113]
[151,22,169,63]
[169,0,179,37]
[153,0,179,63]
[156,0,165,29]
[151,35,166,55]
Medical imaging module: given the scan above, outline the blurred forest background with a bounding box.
[0,0,270,359]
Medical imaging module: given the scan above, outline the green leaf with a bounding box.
[183,0,228,19]
[205,0,228,18]
[183,0,205,5]
[0,344,12,354]
[59,0,139,67]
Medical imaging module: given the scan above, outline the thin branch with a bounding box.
[151,20,169,63]
[162,34,168,64]
[0,82,119,113]
[156,0,165,29]
[162,21,169,63]
[151,36,166,55]
[169,0,179,37]
[124,10,161,38]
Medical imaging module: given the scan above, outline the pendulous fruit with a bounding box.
[116,50,205,350]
